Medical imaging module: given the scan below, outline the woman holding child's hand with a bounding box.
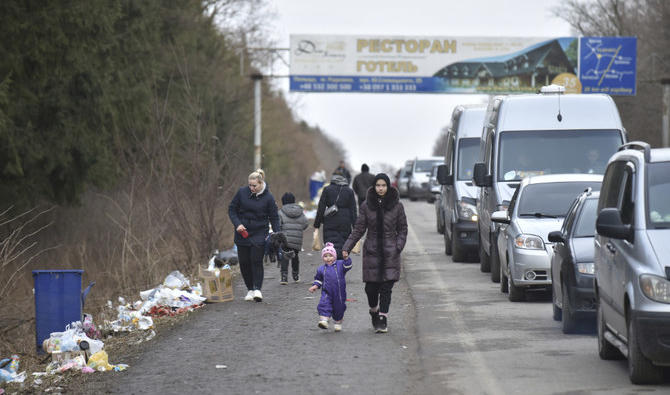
[342,173,408,333]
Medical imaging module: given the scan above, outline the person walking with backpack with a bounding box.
[313,173,357,260]
[278,192,308,284]
[342,173,407,333]
[228,169,281,302]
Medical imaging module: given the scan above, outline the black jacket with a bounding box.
[352,171,376,203]
[313,175,357,256]
[228,185,280,247]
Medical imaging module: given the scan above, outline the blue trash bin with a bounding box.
[33,270,85,353]
[309,179,324,201]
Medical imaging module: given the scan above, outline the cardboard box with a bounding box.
[198,266,234,302]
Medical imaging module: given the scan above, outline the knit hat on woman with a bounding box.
[321,242,337,259]
[373,173,391,190]
[281,192,295,205]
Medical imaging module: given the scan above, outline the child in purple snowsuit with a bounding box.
[308,242,352,332]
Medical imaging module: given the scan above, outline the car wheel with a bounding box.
[490,234,500,283]
[444,223,453,256]
[551,285,562,321]
[500,260,508,293]
[628,314,664,384]
[437,210,445,234]
[452,228,466,262]
[508,275,524,302]
[479,234,490,273]
[597,301,623,360]
[561,280,577,334]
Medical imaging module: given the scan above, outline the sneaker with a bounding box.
[292,272,300,282]
[333,323,342,332]
[244,290,254,301]
[369,310,380,330]
[253,290,263,302]
[318,320,329,330]
[280,273,288,285]
[376,315,388,333]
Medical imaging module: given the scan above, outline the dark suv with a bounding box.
[549,190,600,333]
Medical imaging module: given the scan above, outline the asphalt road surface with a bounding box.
[82,200,670,394]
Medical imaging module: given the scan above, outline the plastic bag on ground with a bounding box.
[163,270,189,289]
[87,351,114,372]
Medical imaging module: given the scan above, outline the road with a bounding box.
[81,200,669,394]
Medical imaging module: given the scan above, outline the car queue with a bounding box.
[419,85,670,385]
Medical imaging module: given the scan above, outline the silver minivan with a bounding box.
[409,156,444,201]
[473,86,627,284]
[594,142,670,384]
[437,104,485,261]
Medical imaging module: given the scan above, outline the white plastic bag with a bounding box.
[163,270,190,289]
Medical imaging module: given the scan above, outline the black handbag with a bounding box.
[324,186,342,217]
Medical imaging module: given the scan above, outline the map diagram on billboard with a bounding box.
[579,37,636,95]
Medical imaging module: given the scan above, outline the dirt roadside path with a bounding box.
[76,238,424,394]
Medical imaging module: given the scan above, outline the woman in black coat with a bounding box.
[313,174,357,259]
[228,169,280,303]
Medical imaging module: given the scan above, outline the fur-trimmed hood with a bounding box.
[365,186,399,211]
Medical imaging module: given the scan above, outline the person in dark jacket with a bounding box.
[333,160,352,185]
[313,174,357,259]
[228,169,280,302]
[308,242,352,332]
[342,173,408,333]
[352,163,376,207]
[278,192,308,284]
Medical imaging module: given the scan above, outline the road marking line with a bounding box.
[407,221,504,395]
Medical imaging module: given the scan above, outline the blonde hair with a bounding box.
[248,168,265,183]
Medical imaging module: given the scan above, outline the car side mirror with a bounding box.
[548,231,564,243]
[473,162,492,187]
[596,208,633,241]
[491,210,510,224]
[437,165,453,185]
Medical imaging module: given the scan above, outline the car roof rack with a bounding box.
[618,141,651,162]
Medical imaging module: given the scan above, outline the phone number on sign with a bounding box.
[358,83,417,92]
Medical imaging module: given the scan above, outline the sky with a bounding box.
[265,0,575,173]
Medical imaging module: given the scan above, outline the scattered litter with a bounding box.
[402,345,408,349]
[304,296,314,299]
[215,365,227,369]
[0,355,25,383]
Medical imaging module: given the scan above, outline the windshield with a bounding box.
[518,182,602,217]
[498,130,622,181]
[457,138,480,180]
[574,198,598,237]
[415,160,442,173]
[648,162,670,228]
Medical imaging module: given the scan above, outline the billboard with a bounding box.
[289,35,636,95]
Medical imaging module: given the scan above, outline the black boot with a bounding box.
[369,310,380,330]
[280,272,288,285]
[376,315,388,333]
[292,271,300,282]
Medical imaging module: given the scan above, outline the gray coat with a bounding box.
[279,203,309,250]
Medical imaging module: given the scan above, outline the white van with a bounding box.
[436,104,486,262]
[473,86,627,283]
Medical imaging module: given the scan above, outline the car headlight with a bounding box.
[457,200,478,222]
[514,234,544,250]
[640,274,670,304]
[576,262,594,274]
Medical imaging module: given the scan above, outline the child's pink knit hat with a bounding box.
[321,242,336,259]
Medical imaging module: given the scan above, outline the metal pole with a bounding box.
[252,73,263,169]
[662,79,670,148]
